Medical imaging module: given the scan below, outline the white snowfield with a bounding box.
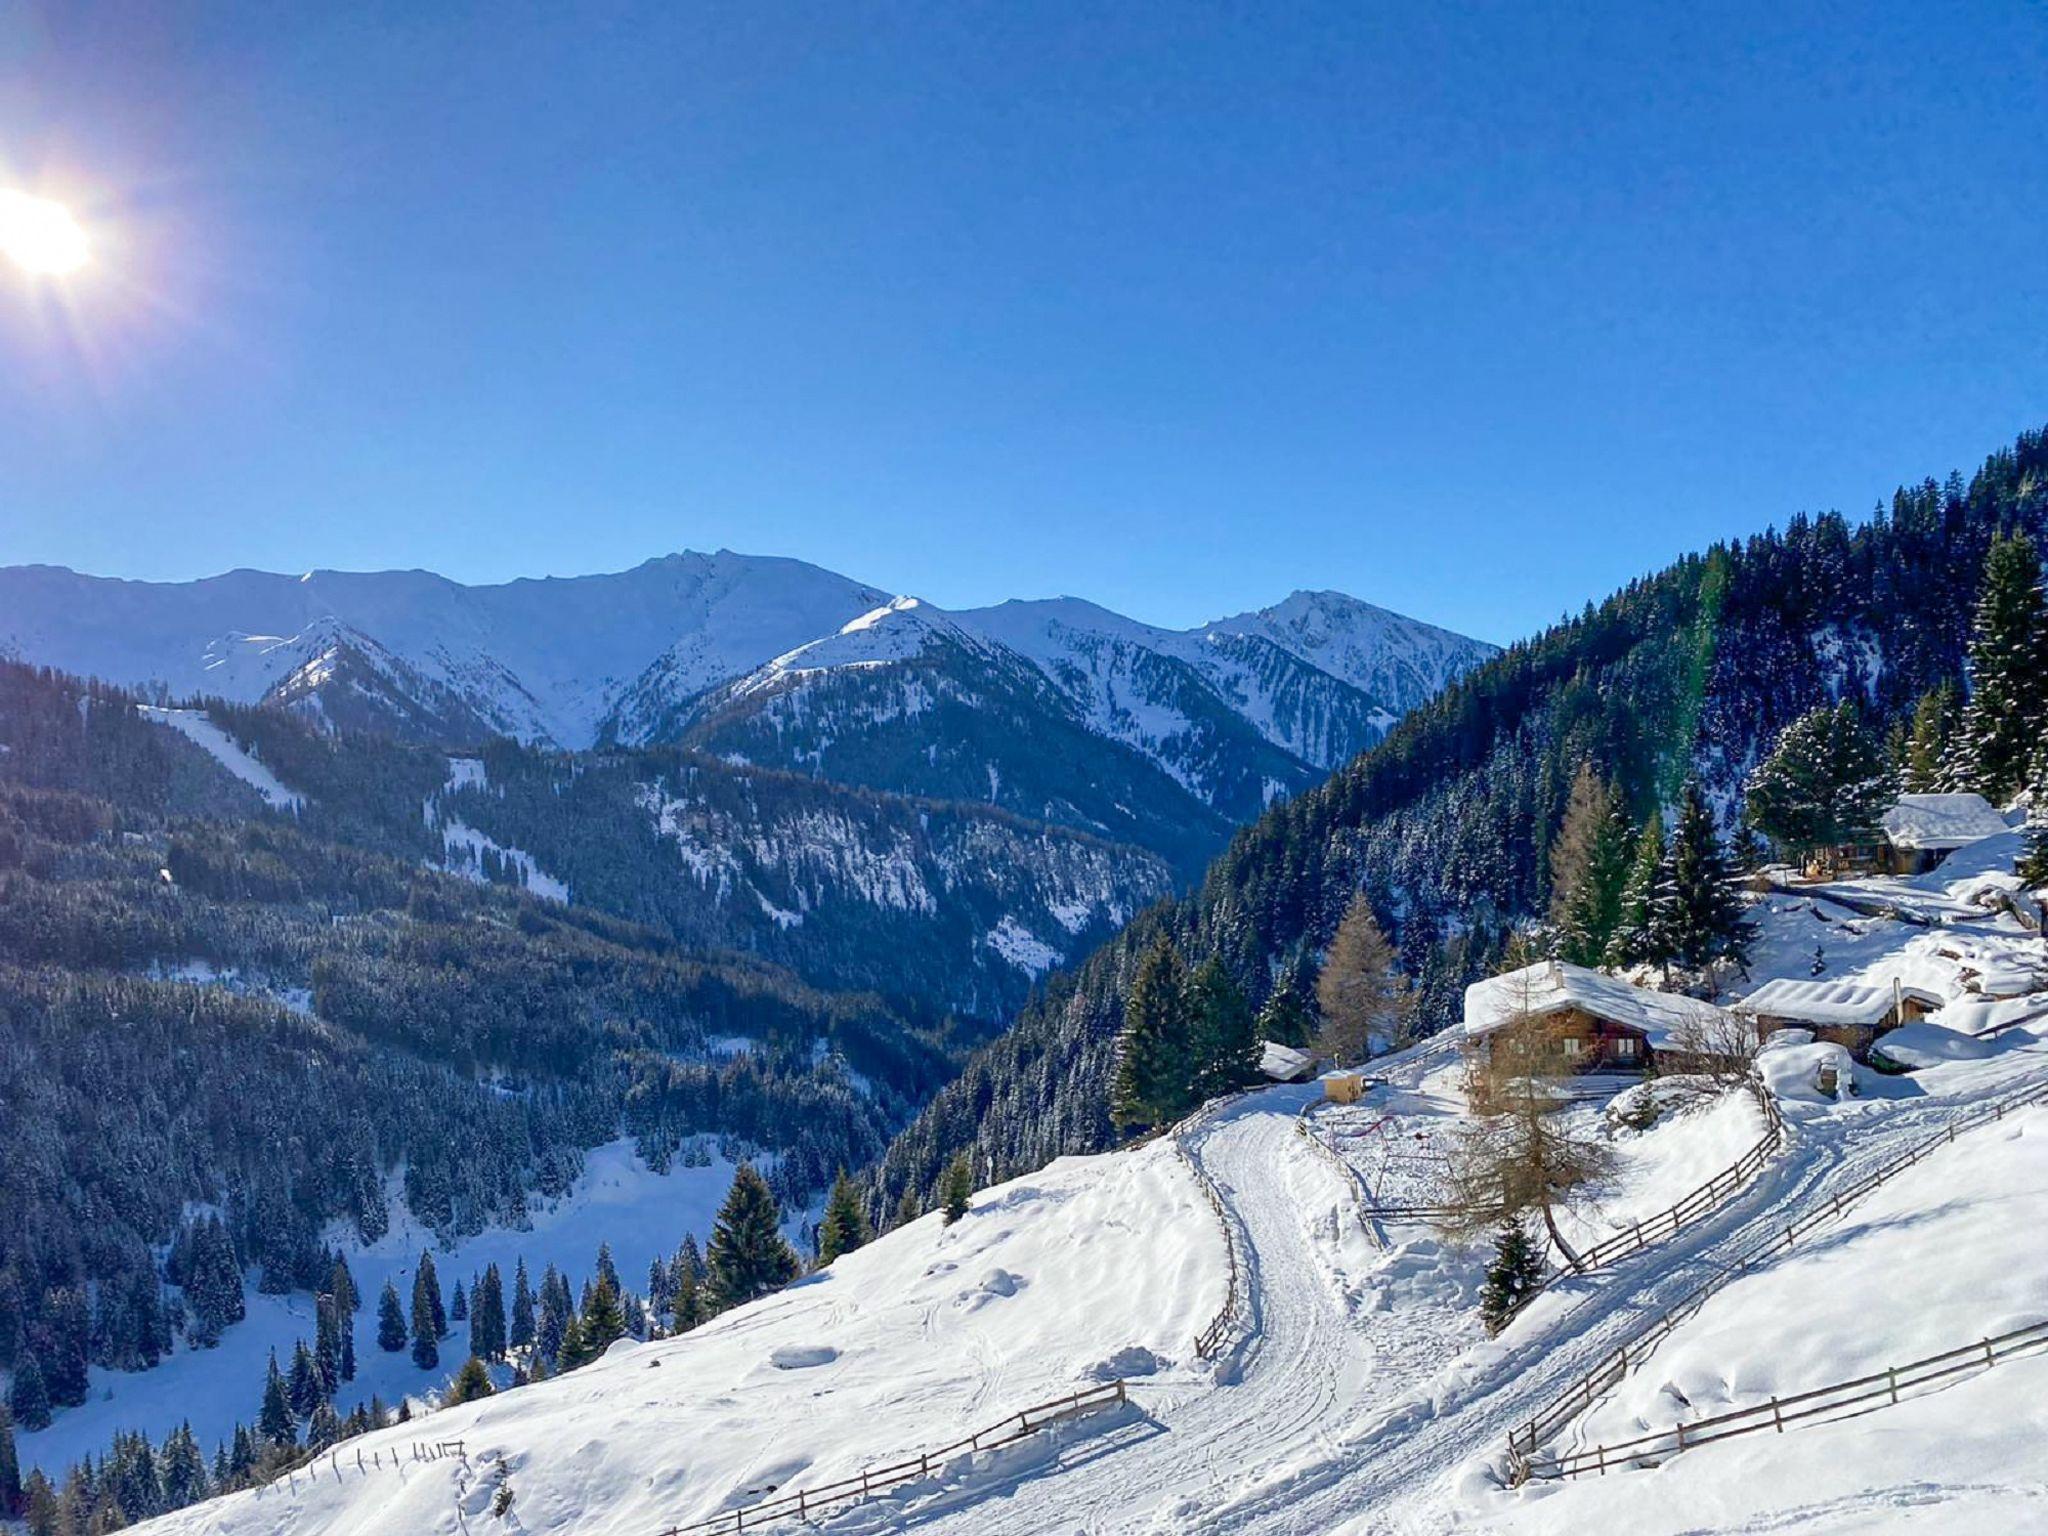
[131,868,2048,1536]
[137,705,304,811]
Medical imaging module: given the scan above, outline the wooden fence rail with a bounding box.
[1294,1103,1384,1244]
[262,1438,467,1497]
[1173,1102,1245,1360]
[1528,1316,2048,1479]
[653,1380,1128,1535]
[1504,1072,2048,1481]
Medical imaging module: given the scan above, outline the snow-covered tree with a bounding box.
[816,1169,871,1267]
[1548,765,1632,967]
[1110,935,1192,1131]
[705,1164,800,1311]
[1478,1222,1546,1336]
[1945,530,2048,802]
[1744,701,1891,864]
[376,1281,407,1353]
[1608,814,1674,970]
[1666,781,1754,984]
[1186,956,1261,1099]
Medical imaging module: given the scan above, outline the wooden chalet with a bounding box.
[1461,960,1737,1076]
[1732,976,1942,1059]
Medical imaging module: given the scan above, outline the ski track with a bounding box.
[890,1037,2048,1536]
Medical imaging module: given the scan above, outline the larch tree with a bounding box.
[1945,530,2048,802]
[1547,765,1631,967]
[1314,891,1412,1064]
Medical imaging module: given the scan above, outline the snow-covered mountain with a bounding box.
[0,554,1493,865]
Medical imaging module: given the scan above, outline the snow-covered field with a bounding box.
[20,1144,741,1479]
[124,851,2048,1535]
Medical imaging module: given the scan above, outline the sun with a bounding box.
[0,189,89,277]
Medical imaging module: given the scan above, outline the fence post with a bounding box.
[1771,1397,1783,1432]
[1888,1366,1899,1404]
[1985,1338,1996,1367]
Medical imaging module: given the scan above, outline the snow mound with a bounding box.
[1870,1022,1995,1071]
[769,1344,840,1370]
[1757,1036,1857,1101]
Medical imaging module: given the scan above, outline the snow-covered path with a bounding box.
[885,1037,2048,1536]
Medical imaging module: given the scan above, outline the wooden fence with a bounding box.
[653,1380,1129,1535]
[1528,1316,2048,1478]
[1294,1103,1384,1244]
[262,1438,467,1497]
[1173,1102,1245,1359]
[1505,1072,2048,1481]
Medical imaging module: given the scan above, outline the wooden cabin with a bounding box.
[1461,960,1737,1077]
[1732,977,1942,1059]
[1876,793,2011,876]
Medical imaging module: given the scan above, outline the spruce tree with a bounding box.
[816,1170,872,1267]
[1666,781,1755,982]
[705,1164,801,1311]
[286,1339,322,1418]
[158,1423,206,1510]
[1745,701,1892,863]
[417,1251,447,1338]
[891,1186,921,1231]
[1110,935,1192,1131]
[2021,748,2048,886]
[1902,683,1958,791]
[472,1263,506,1361]
[509,1260,535,1351]
[1478,1223,1547,1335]
[941,1152,975,1225]
[1946,530,2048,801]
[535,1266,568,1365]
[554,1312,591,1373]
[446,1356,495,1405]
[579,1274,627,1358]
[1254,977,1315,1047]
[376,1281,407,1353]
[258,1354,295,1447]
[1609,814,1675,970]
[0,1406,18,1519]
[449,1280,467,1324]
[1187,956,1262,1099]
[8,1355,49,1432]
[409,1268,440,1371]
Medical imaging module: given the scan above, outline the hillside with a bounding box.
[114,850,2048,1534]
[873,426,2048,1206]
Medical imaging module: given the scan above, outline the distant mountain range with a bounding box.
[0,553,1496,872]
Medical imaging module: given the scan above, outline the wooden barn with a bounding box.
[1876,793,2012,876]
[1461,960,1737,1076]
[1731,976,1943,1059]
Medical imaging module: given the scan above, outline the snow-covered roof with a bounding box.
[1880,793,2010,851]
[1461,961,1730,1050]
[1732,977,1944,1027]
[1259,1041,1317,1082]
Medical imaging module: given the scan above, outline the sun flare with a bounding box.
[0,188,89,276]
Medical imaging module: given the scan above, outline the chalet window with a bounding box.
[1614,1037,1638,1059]
[1561,1038,1581,1056]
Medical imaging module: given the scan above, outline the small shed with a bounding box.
[1461,960,1733,1076]
[1732,976,1943,1058]
[1323,1071,1371,1105]
[1878,793,2011,875]
[1259,1041,1319,1084]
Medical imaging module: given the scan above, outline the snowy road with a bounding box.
[881,1037,2048,1536]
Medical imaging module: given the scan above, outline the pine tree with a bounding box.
[1666,781,1755,983]
[941,1152,974,1225]
[1608,814,1675,970]
[1745,701,1892,864]
[1110,935,1192,1131]
[42,1289,89,1408]
[1549,766,1631,966]
[509,1260,535,1351]
[158,1423,207,1510]
[1186,956,1262,1099]
[409,1268,440,1371]
[555,1311,591,1373]
[1946,530,2048,801]
[258,1353,295,1447]
[8,1354,49,1432]
[891,1186,921,1231]
[593,1242,620,1296]
[1316,891,1413,1063]
[816,1170,872,1267]
[376,1281,407,1353]
[449,1280,467,1324]
[535,1266,569,1365]
[706,1164,801,1311]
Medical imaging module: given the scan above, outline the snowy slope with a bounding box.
[125,849,2048,1536]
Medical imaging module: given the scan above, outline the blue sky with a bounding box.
[2,1,2044,645]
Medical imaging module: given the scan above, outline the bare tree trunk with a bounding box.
[1538,1198,1584,1272]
